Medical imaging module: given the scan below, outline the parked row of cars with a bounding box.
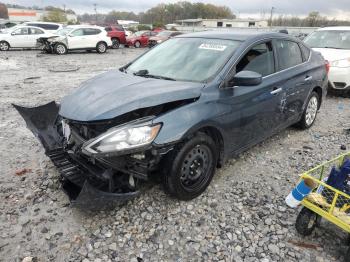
[0,21,180,53]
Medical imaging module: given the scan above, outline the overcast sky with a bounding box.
[7,0,350,19]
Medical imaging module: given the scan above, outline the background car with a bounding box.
[23,22,63,32]
[148,30,183,47]
[304,27,350,93]
[37,25,113,55]
[0,25,53,51]
[104,25,126,49]
[125,30,158,48]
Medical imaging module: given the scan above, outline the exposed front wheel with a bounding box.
[134,41,141,48]
[295,207,320,236]
[96,42,107,53]
[54,43,67,55]
[0,41,10,51]
[163,133,218,200]
[296,91,319,129]
[111,38,120,49]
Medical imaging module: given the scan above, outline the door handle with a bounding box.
[305,75,313,81]
[270,87,282,95]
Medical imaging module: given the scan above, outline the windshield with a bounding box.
[126,38,241,82]
[304,30,350,49]
[56,28,73,36]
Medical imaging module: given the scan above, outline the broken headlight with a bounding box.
[83,123,161,154]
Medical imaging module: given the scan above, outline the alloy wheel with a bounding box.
[0,42,9,51]
[98,43,106,53]
[56,44,66,55]
[305,96,318,126]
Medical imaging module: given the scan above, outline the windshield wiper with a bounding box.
[133,69,176,81]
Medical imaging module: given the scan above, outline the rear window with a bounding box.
[105,27,112,32]
[275,40,303,70]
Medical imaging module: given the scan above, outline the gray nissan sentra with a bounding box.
[14,31,328,208]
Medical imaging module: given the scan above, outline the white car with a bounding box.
[37,25,113,55]
[23,22,63,33]
[0,25,53,51]
[304,27,350,92]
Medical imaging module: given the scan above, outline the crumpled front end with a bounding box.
[13,102,141,210]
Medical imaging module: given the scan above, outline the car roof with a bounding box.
[317,26,350,31]
[65,25,105,30]
[175,30,294,42]
[11,25,47,30]
[24,21,62,25]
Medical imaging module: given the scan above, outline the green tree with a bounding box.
[0,3,9,19]
[43,9,67,23]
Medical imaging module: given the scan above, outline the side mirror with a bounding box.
[229,70,262,87]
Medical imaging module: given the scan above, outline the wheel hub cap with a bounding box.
[305,96,318,126]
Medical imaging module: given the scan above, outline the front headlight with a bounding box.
[330,58,350,68]
[157,40,162,44]
[83,123,161,154]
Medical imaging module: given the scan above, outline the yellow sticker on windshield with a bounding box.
[199,43,227,51]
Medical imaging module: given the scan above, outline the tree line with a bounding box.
[79,2,235,26]
[272,12,350,27]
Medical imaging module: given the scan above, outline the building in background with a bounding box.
[7,7,77,23]
[177,18,268,28]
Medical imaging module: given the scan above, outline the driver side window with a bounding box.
[71,29,84,36]
[236,42,275,77]
[13,28,29,35]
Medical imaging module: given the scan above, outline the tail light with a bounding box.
[325,60,330,74]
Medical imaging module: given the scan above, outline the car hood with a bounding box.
[313,48,350,62]
[59,70,204,122]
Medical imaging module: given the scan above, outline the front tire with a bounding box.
[295,207,320,236]
[54,43,67,55]
[296,91,319,129]
[96,42,107,53]
[163,133,218,200]
[0,41,10,51]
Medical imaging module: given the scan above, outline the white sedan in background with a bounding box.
[0,25,53,51]
[304,27,350,93]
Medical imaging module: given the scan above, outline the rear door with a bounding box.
[28,27,45,47]
[83,28,102,48]
[221,41,286,151]
[273,39,312,123]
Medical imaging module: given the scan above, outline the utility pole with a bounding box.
[94,3,97,25]
[269,7,275,27]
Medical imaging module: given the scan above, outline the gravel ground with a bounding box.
[0,48,350,262]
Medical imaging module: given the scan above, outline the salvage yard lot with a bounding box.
[0,49,349,261]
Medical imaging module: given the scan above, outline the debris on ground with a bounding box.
[15,168,32,176]
[48,65,80,73]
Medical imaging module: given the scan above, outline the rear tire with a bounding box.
[134,41,141,48]
[0,41,10,51]
[295,91,319,129]
[54,43,67,55]
[163,132,218,200]
[295,207,320,236]
[96,42,107,53]
[111,38,120,49]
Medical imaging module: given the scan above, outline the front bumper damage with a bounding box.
[13,102,157,209]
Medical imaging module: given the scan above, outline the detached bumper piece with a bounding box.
[13,102,140,210]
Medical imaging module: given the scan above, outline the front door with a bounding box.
[11,27,30,47]
[67,29,86,49]
[221,41,285,152]
[28,27,45,47]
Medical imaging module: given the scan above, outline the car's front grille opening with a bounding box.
[333,82,347,89]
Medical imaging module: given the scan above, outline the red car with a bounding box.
[125,31,158,48]
[104,25,126,49]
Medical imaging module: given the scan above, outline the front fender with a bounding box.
[152,95,231,151]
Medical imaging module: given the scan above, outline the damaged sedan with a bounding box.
[14,31,328,209]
